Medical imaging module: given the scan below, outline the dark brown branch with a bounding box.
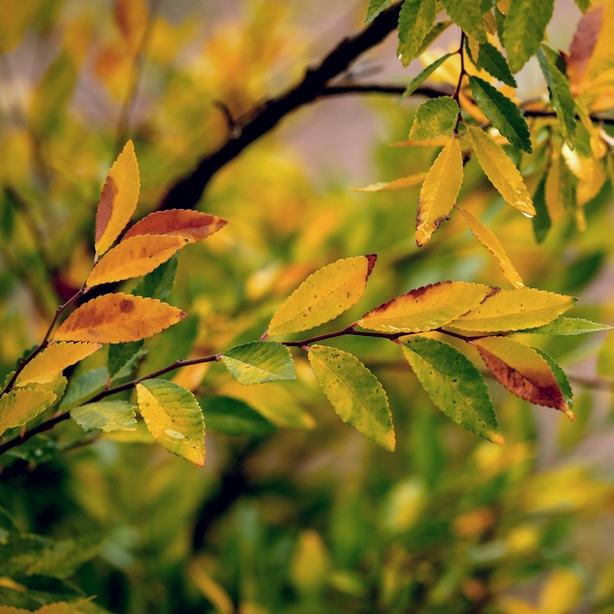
[159,2,403,211]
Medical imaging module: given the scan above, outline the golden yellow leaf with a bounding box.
[416,137,464,246]
[350,173,427,192]
[466,126,535,217]
[53,293,185,343]
[538,568,584,614]
[86,235,188,287]
[95,140,140,256]
[390,137,452,148]
[15,342,102,386]
[359,281,492,333]
[122,209,227,241]
[457,206,524,288]
[0,388,57,436]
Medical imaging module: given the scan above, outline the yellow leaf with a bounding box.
[449,287,576,332]
[416,137,464,246]
[457,207,524,288]
[268,255,376,337]
[358,281,493,333]
[391,137,452,148]
[15,342,102,386]
[466,126,535,217]
[114,0,149,55]
[350,173,427,192]
[95,140,140,256]
[53,293,186,343]
[538,568,584,614]
[86,235,188,287]
[122,209,227,241]
[0,388,57,436]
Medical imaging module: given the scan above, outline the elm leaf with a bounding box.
[221,342,296,385]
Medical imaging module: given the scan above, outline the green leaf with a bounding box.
[5,435,60,465]
[503,0,555,73]
[416,20,452,57]
[441,0,486,41]
[365,0,392,23]
[401,336,503,443]
[221,341,296,384]
[476,41,517,87]
[537,44,577,147]
[136,378,206,465]
[107,341,147,379]
[574,0,589,11]
[308,344,395,450]
[468,76,532,152]
[519,317,613,335]
[59,367,108,411]
[534,348,574,416]
[71,401,138,432]
[132,253,178,300]
[532,173,551,243]
[0,388,57,436]
[199,395,277,436]
[408,97,460,140]
[397,0,437,67]
[402,52,455,99]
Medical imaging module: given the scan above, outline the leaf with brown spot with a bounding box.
[95,140,140,256]
[122,209,227,242]
[472,336,569,412]
[53,293,185,344]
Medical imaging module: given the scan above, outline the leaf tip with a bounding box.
[563,406,575,421]
[489,432,506,446]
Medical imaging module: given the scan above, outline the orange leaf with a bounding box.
[53,293,185,343]
[122,209,227,242]
[95,140,140,256]
[472,337,568,411]
[86,235,188,287]
[114,0,149,55]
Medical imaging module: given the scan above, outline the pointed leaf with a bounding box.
[136,379,205,465]
[401,336,502,443]
[476,41,517,87]
[458,206,524,288]
[503,0,555,73]
[534,348,574,418]
[397,0,437,67]
[199,395,277,436]
[221,342,296,385]
[107,341,146,379]
[95,140,140,256]
[132,253,178,300]
[14,342,102,386]
[59,368,108,410]
[0,388,57,436]
[518,317,613,335]
[416,137,464,246]
[409,97,460,141]
[87,235,188,287]
[351,173,427,192]
[441,0,486,41]
[473,336,568,412]
[403,52,455,99]
[122,209,227,242]
[268,255,377,336]
[308,345,394,450]
[359,281,492,333]
[71,401,137,432]
[449,287,576,332]
[466,125,535,216]
[365,0,392,23]
[53,293,186,343]
[468,76,531,152]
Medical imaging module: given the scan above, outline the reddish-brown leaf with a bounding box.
[123,209,227,242]
[568,5,603,95]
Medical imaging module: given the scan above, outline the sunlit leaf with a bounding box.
[408,97,460,141]
[122,209,227,242]
[358,281,492,333]
[364,0,392,23]
[473,336,569,412]
[199,395,277,436]
[86,235,188,287]
[136,379,205,465]
[449,287,576,332]
[54,293,186,343]
[308,344,395,451]
[468,76,531,153]
[268,255,377,336]
[0,388,57,436]
[518,317,613,335]
[14,342,102,386]
[466,125,535,216]
[441,0,486,41]
[416,137,464,246]
[503,0,554,73]
[476,41,517,87]
[457,206,524,288]
[401,336,502,443]
[351,173,427,192]
[71,401,137,432]
[221,342,296,384]
[95,140,140,256]
[402,52,454,99]
[397,0,437,67]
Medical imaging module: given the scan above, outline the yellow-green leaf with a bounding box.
[457,206,524,288]
[441,0,486,41]
[416,137,464,246]
[308,345,395,450]
[221,342,296,384]
[53,293,186,343]
[14,342,102,386]
[449,287,576,332]
[397,0,437,67]
[409,97,460,141]
[466,125,535,216]
[71,400,138,432]
[268,255,377,336]
[95,140,140,256]
[358,281,492,333]
[122,209,227,242]
[0,388,57,436]
[86,235,188,287]
[351,173,427,192]
[136,379,205,465]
